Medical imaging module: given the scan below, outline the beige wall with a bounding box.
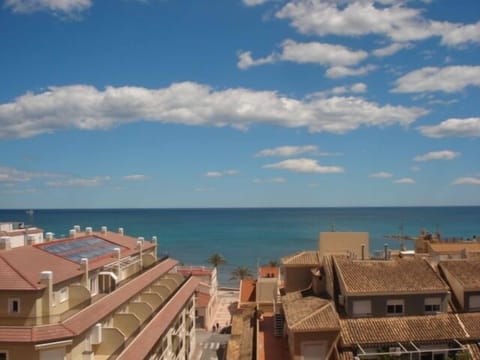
[319,232,369,259]
[284,267,312,293]
[0,290,40,325]
[441,266,466,310]
[289,330,339,360]
[0,343,38,360]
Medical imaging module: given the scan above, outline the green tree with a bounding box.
[267,259,279,267]
[230,266,253,281]
[207,253,226,268]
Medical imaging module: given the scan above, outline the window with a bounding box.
[0,351,7,360]
[8,299,20,314]
[425,297,441,314]
[90,274,98,296]
[352,300,372,317]
[59,287,69,303]
[386,299,404,315]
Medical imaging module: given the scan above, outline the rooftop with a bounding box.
[283,292,340,332]
[428,242,480,254]
[281,251,321,266]
[340,313,468,346]
[334,256,449,295]
[439,260,480,290]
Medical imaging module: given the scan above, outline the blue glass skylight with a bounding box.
[38,237,125,263]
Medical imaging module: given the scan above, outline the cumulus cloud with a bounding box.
[253,177,286,183]
[418,118,480,138]
[0,166,63,182]
[275,0,480,47]
[373,43,412,57]
[394,177,415,184]
[263,158,344,174]
[204,170,239,178]
[452,177,480,185]
[5,0,92,17]
[393,66,480,93]
[0,82,427,139]
[255,145,318,157]
[414,150,460,162]
[325,65,376,78]
[242,0,269,6]
[123,174,150,181]
[369,172,393,178]
[312,83,367,98]
[46,176,111,187]
[238,40,368,70]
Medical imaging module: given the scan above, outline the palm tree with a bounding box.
[207,253,226,268]
[230,266,253,281]
[267,259,279,267]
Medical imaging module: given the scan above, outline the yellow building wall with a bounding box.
[319,232,369,259]
[0,343,38,360]
[0,290,40,325]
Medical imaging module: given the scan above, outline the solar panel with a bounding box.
[39,237,125,263]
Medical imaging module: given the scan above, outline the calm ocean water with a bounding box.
[1,207,479,286]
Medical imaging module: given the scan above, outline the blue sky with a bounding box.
[0,0,479,208]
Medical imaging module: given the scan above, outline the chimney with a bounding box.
[137,239,144,268]
[118,227,124,235]
[45,232,54,242]
[69,229,77,238]
[73,225,81,233]
[0,237,11,250]
[384,243,389,260]
[101,226,107,234]
[151,236,158,260]
[40,271,54,317]
[27,235,36,246]
[80,258,89,289]
[86,227,93,235]
[361,244,365,260]
[114,248,121,275]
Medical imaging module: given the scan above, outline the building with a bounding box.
[0,226,198,360]
[0,222,44,249]
[176,265,218,330]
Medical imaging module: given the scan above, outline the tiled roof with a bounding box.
[64,258,178,334]
[283,292,340,332]
[334,256,449,295]
[196,291,211,308]
[116,276,199,360]
[0,231,156,290]
[439,260,480,290]
[281,251,321,266]
[337,350,354,360]
[0,325,74,343]
[340,313,468,346]
[240,279,256,303]
[457,313,480,338]
[259,266,280,278]
[428,242,480,254]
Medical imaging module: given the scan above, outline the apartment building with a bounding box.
[0,226,198,360]
[0,222,44,249]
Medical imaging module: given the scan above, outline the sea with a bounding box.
[1,207,479,286]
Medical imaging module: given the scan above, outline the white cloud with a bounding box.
[414,150,460,162]
[393,66,480,93]
[0,166,62,182]
[242,0,269,6]
[204,170,239,178]
[255,145,318,157]
[410,165,421,172]
[194,187,214,192]
[312,83,367,97]
[0,82,427,139]
[418,117,480,138]
[452,177,480,185]
[47,176,110,187]
[369,172,393,178]
[326,65,376,78]
[253,177,286,183]
[263,158,344,174]
[373,43,412,57]
[123,174,150,181]
[238,40,368,70]
[394,177,415,184]
[5,0,91,17]
[275,0,480,47]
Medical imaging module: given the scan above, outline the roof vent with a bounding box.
[45,232,54,241]
[118,227,124,235]
[101,226,107,234]
[27,235,36,245]
[73,225,81,233]
[86,227,93,235]
[0,237,11,250]
[151,236,157,244]
[69,229,77,238]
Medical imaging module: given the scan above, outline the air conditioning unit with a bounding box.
[338,295,345,306]
[90,323,102,345]
[389,347,402,356]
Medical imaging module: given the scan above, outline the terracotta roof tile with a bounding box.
[439,260,480,290]
[457,312,480,338]
[428,242,480,254]
[196,292,211,307]
[334,256,449,295]
[0,325,75,343]
[283,292,340,331]
[340,313,468,346]
[240,279,256,303]
[281,251,321,266]
[0,327,32,342]
[116,277,199,360]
